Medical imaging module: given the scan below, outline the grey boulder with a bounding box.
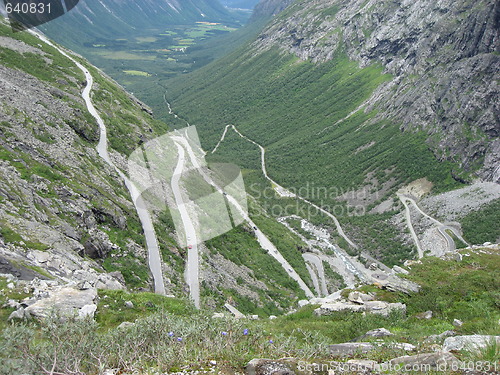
[246,359,295,375]
[443,335,500,352]
[25,287,98,319]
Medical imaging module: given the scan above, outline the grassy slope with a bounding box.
[1,247,497,373]
[0,22,172,288]
[164,16,476,263]
[167,46,461,196]
[461,199,500,245]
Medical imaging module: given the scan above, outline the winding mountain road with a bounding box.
[175,130,315,299]
[405,195,469,247]
[398,193,469,257]
[171,141,200,308]
[398,194,424,258]
[278,215,370,289]
[32,30,166,294]
[303,253,328,296]
[212,124,374,290]
[213,125,357,247]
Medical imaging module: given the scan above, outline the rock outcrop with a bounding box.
[253,0,500,182]
[443,335,500,352]
[246,359,296,375]
[25,286,98,319]
[314,296,406,317]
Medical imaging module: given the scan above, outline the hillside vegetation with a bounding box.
[0,247,498,374]
[165,0,499,261]
[0,18,315,311]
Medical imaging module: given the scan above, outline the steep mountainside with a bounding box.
[255,0,500,182]
[166,0,499,262]
[173,0,499,183]
[0,19,170,290]
[0,17,311,314]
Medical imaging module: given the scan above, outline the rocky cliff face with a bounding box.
[0,18,171,290]
[254,0,500,182]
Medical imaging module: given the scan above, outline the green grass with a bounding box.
[94,50,156,60]
[82,62,170,155]
[258,247,500,356]
[0,248,498,373]
[0,277,31,331]
[2,147,65,182]
[346,212,417,265]
[96,290,195,329]
[0,224,50,252]
[262,306,405,347]
[205,223,306,310]
[20,263,53,279]
[123,70,152,76]
[0,225,23,244]
[461,199,500,245]
[251,212,313,289]
[322,260,346,291]
[0,23,82,82]
[102,257,150,289]
[402,248,500,334]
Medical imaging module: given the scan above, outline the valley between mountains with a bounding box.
[0,0,499,373]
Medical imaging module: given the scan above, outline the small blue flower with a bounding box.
[177,337,182,342]
[221,331,228,336]
[168,331,174,337]
[243,328,249,335]
[269,339,274,344]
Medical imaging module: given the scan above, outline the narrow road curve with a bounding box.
[405,195,469,247]
[32,31,166,294]
[175,131,315,299]
[398,193,469,257]
[303,253,328,296]
[171,141,200,308]
[276,216,327,296]
[278,215,370,287]
[397,194,424,258]
[213,125,357,248]
[305,262,321,296]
